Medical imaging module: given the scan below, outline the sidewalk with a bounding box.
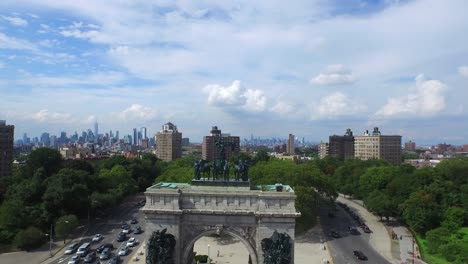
[392,226,427,264]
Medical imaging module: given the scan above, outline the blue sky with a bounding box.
[0,0,467,144]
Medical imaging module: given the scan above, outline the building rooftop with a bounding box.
[148,182,294,193]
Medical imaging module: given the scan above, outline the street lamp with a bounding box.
[48,223,53,257]
[207,244,210,264]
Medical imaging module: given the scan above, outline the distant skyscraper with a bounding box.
[354,127,402,165]
[133,128,137,145]
[202,126,240,161]
[156,122,182,161]
[94,121,98,137]
[115,130,119,140]
[0,120,14,177]
[40,132,50,146]
[287,134,295,154]
[141,127,147,139]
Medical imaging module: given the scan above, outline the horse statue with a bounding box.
[234,160,249,181]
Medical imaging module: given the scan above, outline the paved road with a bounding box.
[48,193,145,264]
[320,204,390,264]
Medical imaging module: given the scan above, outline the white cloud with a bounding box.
[0,33,37,50]
[1,15,28,26]
[0,61,4,69]
[313,92,366,119]
[270,101,294,115]
[31,109,72,123]
[375,74,447,118]
[18,71,126,86]
[118,104,158,121]
[204,80,267,112]
[458,66,468,77]
[311,64,356,86]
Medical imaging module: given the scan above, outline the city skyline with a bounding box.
[1,1,468,144]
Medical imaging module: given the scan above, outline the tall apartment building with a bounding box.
[0,120,14,177]
[319,141,329,159]
[329,128,355,160]
[156,122,182,161]
[354,127,402,165]
[202,126,240,161]
[404,140,416,152]
[287,134,295,155]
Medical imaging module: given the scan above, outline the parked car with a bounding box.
[68,255,80,264]
[83,251,96,263]
[97,243,114,253]
[363,226,372,233]
[353,250,368,260]
[122,226,131,234]
[65,243,80,255]
[134,226,143,234]
[130,219,138,224]
[100,247,111,260]
[118,246,129,256]
[330,231,341,238]
[121,222,129,229]
[126,237,138,247]
[109,256,121,264]
[92,234,103,242]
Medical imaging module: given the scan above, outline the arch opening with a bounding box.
[183,229,258,264]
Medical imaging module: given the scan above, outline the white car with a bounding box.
[126,237,138,247]
[122,227,130,234]
[118,246,129,256]
[68,255,80,264]
[92,234,103,242]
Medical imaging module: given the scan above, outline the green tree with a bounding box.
[254,149,270,163]
[27,148,62,177]
[365,190,396,221]
[441,207,464,232]
[55,214,79,243]
[13,226,45,250]
[402,191,440,234]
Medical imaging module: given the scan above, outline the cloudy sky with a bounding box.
[0,0,467,144]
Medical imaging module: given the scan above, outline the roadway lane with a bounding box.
[51,193,146,264]
[320,203,390,264]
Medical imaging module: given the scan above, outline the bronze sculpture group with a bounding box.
[194,135,248,181]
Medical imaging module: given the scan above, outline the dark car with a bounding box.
[330,231,340,238]
[83,251,96,263]
[134,226,143,234]
[350,227,360,235]
[353,250,368,260]
[97,243,114,253]
[100,247,111,260]
[121,222,129,229]
[130,219,138,224]
[117,232,127,242]
[363,226,372,233]
[109,256,120,264]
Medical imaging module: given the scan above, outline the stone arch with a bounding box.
[182,227,258,264]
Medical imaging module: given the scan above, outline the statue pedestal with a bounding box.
[191,179,251,188]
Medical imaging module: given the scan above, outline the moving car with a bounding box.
[92,234,103,242]
[76,242,91,257]
[97,243,114,253]
[117,232,126,242]
[126,237,138,247]
[350,227,360,235]
[68,255,80,264]
[363,226,372,233]
[130,219,138,224]
[65,243,80,254]
[118,246,129,256]
[122,225,131,234]
[330,231,340,238]
[83,251,96,263]
[353,250,368,260]
[109,256,121,264]
[100,247,111,260]
[134,226,143,234]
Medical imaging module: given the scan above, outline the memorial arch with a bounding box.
[142,181,300,264]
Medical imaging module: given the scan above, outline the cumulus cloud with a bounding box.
[204,80,266,112]
[375,74,447,117]
[1,15,28,26]
[313,92,366,119]
[118,104,158,121]
[458,66,468,77]
[0,33,37,50]
[31,109,72,123]
[270,101,294,115]
[311,64,356,86]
